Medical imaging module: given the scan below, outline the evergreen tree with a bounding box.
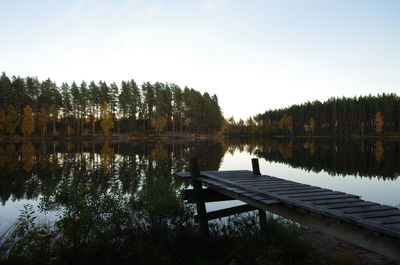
[0,108,5,135]
[0,73,12,110]
[171,84,183,132]
[5,105,19,135]
[49,104,58,135]
[89,81,99,136]
[25,76,40,114]
[37,107,49,136]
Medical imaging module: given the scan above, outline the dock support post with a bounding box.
[258,209,267,232]
[252,158,261,175]
[190,157,209,235]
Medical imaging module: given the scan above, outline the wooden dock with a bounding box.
[175,158,400,261]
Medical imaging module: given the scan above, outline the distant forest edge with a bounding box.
[1,72,399,139]
[0,72,224,137]
[226,93,400,137]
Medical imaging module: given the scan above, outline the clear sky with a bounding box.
[1,0,400,119]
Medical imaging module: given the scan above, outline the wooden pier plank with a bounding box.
[325,201,378,209]
[278,188,332,195]
[258,185,311,191]
[288,191,343,198]
[357,210,400,219]
[297,194,359,201]
[342,205,396,214]
[313,198,362,205]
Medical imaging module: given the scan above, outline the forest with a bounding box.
[0,72,224,137]
[226,94,400,137]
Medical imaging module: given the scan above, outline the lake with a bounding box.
[1,138,400,238]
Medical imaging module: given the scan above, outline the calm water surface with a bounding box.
[1,138,399,237]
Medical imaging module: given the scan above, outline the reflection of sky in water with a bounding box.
[0,198,58,242]
[219,148,400,207]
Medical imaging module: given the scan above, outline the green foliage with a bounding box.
[2,204,53,263]
[0,108,5,135]
[5,104,19,135]
[131,178,194,231]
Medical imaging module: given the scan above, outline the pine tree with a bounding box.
[89,81,99,136]
[0,108,5,135]
[171,84,183,132]
[49,104,58,135]
[5,104,19,135]
[61,82,72,134]
[70,81,80,135]
[37,107,49,136]
[0,73,12,110]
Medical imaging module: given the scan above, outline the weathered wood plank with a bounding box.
[325,201,378,209]
[297,194,359,201]
[342,205,396,214]
[355,210,400,219]
[256,185,301,190]
[313,198,362,205]
[279,188,332,195]
[250,182,296,187]
[288,191,341,198]
[368,216,400,224]
[259,185,310,191]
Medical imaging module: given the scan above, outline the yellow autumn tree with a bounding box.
[279,114,293,135]
[304,117,315,136]
[100,103,114,136]
[374,112,384,135]
[309,117,315,134]
[21,105,35,136]
[151,116,167,135]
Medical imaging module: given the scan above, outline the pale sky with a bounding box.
[1,0,400,119]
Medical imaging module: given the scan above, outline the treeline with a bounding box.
[226,94,400,137]
[0,72,223,137]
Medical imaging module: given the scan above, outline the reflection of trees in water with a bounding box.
[230,138,398,180]
[374,141,384,162]
[100,141,114,174]
[21,143,35,172]
[0,140,225,204]
[5,144,18,173]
